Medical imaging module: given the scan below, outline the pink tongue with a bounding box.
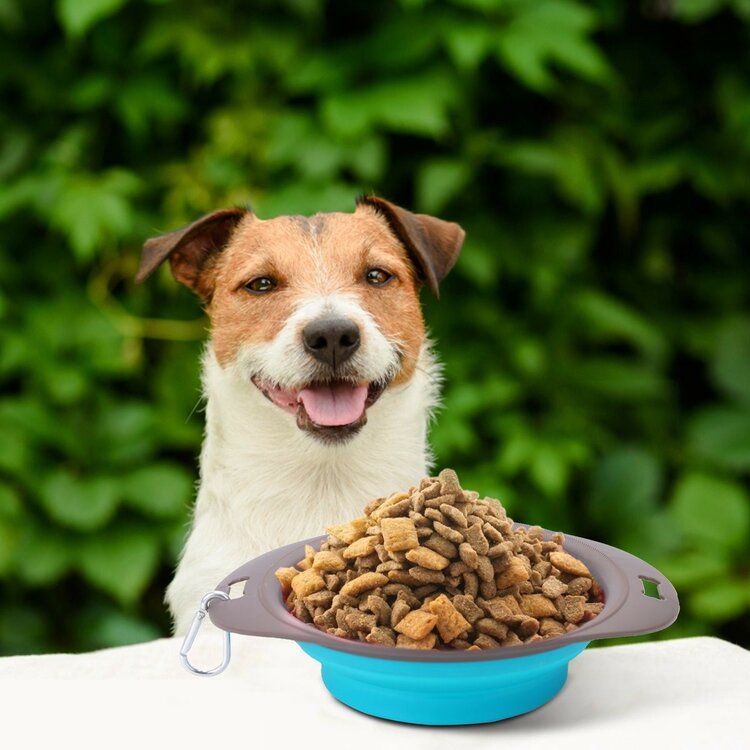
[298,383,368,427]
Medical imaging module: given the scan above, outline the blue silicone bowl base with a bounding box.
[298,640,589,725]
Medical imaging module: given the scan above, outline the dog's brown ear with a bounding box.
[356,195,465,297]
[137,208,250,300]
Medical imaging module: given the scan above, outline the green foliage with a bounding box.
[1,0,749,654]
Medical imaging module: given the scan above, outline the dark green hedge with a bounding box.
[1,0,748,654]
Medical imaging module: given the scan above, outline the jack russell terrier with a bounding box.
[137,196,465,633]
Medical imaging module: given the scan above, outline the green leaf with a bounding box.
[442,22,494,71]
[46,170,141,260]
[573,290,667,361]
[672,0,725,23]
[321,70,458,139]
[0,483,21,519]
[688,407,750,472]
[0,518,17,574]
[588,448,663,532]
[14,527,72,586]
[669,473,750,551]
[689,579,748,622]
[711,317,750,405]
[416,158,472,213]
[38,472,119,531]
[561,358,667,401]
[77,527,161,605]
[57,0,129,37]
[92,401,158,466]
[122,464,194,519]
[495,1,612,91]
[654,551,731,590]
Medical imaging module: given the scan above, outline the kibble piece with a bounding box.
[539,617,566,637]
[291,569,326,598]
[495,556,530,589]
[440,503,468,528]
[304,589,335,609]
[409,566,446,584]
[340,572,389,598]
[345,610,378,633]
[423,533,458,559]
[458,542,480,569]
[519,594,559,618]
[428,594,471,642]
[371,492,411,521]
[540,577,568,598]
[474,633,501,649]
[421,481,442,500]
[364,594,391,625]
[479,579,497,599]
[433,521,465,544]
[408,511,430,527]
[363,496,387,515]
[567,577,593,596]
[375,560,402,573]
[390,598,411,628]
[476,556,495,583]
[559,595,586,624]
[396,633,438,649]
[342,535,380,559]
[475,618,509,641]
[405,546,451,571]
[413,584,439,599]
[394,610,438,640]
[381,517,419,552]
[502,631,523,647]
[452,594,484,624]
[516,617,540,638]
[438,468,462,496]
[312,551,346,572]
[365,626,397,646]
[326,518,369,545]
[464,523,490,554]
[379,497,412,519]
[297,544,316,570]
[550,551,592,578]
[448,560,470,577]
[462,571,479,598]
[274,567,298,595]
[533,560,553,577]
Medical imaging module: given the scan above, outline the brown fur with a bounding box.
[208,209,425,380]
[138,198,464,390]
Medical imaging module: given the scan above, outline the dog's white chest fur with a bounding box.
[166,345,438,633]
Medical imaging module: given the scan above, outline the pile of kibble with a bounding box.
[275,469,604,650]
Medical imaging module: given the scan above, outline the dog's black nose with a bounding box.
[303,317,361,368]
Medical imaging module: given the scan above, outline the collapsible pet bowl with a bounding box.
[183,527,679,726]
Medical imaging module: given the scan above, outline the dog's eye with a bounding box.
[244,277,277,293]
[365,268,393,286]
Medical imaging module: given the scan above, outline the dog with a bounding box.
[137,196,465,634]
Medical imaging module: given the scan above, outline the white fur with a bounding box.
[238,294,401,390]
[166,292,439,634]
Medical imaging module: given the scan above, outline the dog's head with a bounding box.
[137,196,464,443]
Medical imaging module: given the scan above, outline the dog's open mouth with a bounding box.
[251,376,388,441]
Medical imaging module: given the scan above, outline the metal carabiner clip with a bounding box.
[179,590,232,677]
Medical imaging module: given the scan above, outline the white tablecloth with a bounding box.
[1,635,747,750]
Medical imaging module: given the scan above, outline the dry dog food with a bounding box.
[276,470,604,650]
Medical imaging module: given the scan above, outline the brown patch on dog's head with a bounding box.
[138,199,465,392]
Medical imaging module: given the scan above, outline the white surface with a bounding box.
[1,635,748,750]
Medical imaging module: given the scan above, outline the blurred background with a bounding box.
[1,0,749,655]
